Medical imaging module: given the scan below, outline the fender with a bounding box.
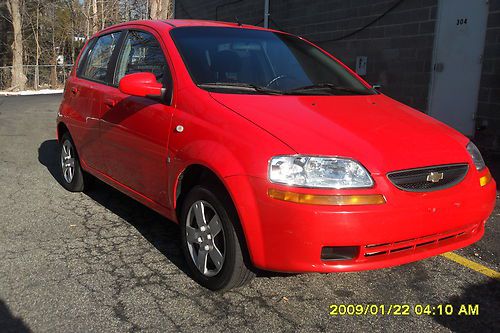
[168,138,248,211]
[168,139,271,268]
[167,86,296,268]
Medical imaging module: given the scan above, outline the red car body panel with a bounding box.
[210,93,471,174]
[225,168,495,272]
[57,20,496,273]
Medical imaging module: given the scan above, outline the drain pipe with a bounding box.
[264,0,270,28]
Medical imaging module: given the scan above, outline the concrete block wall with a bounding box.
[175,0,262,24]
[268,0,438,111]
[478,0,500,130]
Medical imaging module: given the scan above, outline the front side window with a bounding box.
[114,30,169,85]
[81,32,121,83]
[171,27,374,95]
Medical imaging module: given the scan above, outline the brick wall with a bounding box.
[175,0,438,112]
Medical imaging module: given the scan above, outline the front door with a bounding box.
[100,29,174,206]
[428,0,489,137]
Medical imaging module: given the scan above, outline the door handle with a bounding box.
[104,98,116,107]
[70,87,79,95]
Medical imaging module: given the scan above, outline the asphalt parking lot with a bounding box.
[0,94,498,332]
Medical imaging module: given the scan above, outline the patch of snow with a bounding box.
[0,89,64,96]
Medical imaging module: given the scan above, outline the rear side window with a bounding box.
[81,32,121,83]
[114,30,169,84]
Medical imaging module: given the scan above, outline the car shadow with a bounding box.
[38,139,190,275]
[432,280,500,331]
[0,299,31,333]
[38,139,290,281]
[38,139,65,186]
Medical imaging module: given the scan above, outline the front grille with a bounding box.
[387,164,469,192]
[361,224,478,258]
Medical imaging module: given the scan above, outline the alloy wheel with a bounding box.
[185,200,226,277]
[60,139,76,183]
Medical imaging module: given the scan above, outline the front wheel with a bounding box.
[180,185,254,291]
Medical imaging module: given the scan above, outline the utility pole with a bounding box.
[263,0,269,28]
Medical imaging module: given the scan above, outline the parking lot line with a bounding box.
[441,252,500,280]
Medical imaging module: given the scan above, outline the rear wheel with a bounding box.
[59,132,86,192]
[180,185,254,291]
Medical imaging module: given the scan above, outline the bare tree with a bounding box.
[1,0,157,91]
[81,0,91,37]
[150,0,172,19]
[6,0,27,91]
[50,4,57,88]
[24,0,41,89]
[91,0,98,33]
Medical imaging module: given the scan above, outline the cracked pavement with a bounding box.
[0,94,498,332]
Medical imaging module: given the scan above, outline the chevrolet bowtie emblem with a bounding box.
[426,172,444,183]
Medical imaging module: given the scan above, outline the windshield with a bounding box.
[170,27,374,95]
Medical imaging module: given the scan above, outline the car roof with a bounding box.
[94,19,273,38]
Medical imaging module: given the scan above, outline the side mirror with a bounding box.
[118,72,164,98]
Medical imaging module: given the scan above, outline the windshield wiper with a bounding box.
[287,83,371,95]
[198,82,284,95]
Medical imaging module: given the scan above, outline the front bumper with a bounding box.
[225,168,496,273]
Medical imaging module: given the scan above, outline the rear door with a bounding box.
[99,28,175,206]
[68,31,122,172]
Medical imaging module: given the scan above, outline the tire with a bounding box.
[59,132,86,192]
[180,185,255,291]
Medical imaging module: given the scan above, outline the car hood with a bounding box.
[209,93,470,174]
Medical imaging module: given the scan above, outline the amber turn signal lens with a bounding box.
[267,189,386,206]
[479,170,492,187]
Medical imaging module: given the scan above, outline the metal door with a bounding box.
[428,0,489,137]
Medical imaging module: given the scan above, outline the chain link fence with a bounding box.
[0,64,73,91]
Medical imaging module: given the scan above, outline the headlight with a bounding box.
[466,142,485,171]
[268,155,374,188]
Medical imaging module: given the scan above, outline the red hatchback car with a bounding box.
[57,20,496,290]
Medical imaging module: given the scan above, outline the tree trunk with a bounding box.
[67,0,76,64]
[100,0,105,29]
[50,5,57,88]
[34,0,40,90]
[124,0,130,21]
[160,0,171,19]
[84,0,91,37]
[91,0,98,33]
[150,0,159,19]
[150,0,172,19]
[6,0,27,91]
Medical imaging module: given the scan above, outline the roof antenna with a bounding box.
[235,16,242,26]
